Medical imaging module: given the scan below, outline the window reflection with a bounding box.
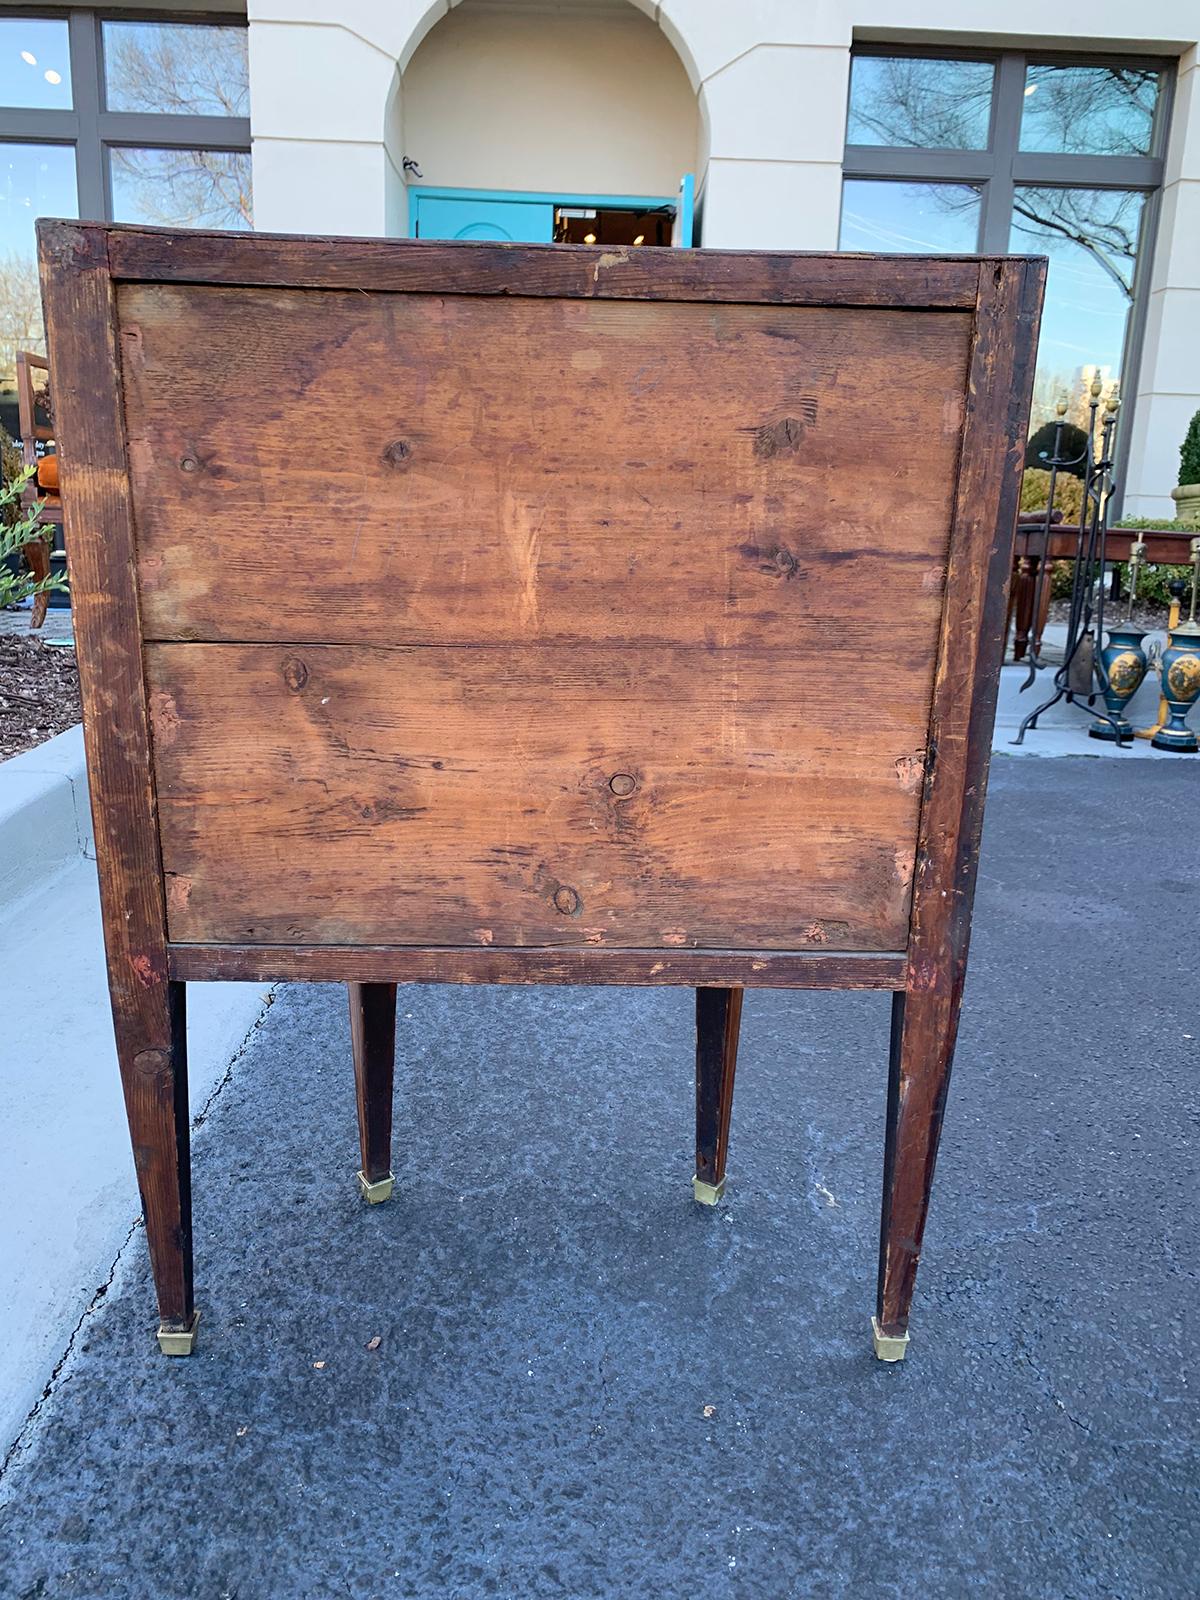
[1020,64,1159,156]
[840,179,981,253]
[1011,187,1146,433]
[0,143,77,389]
[109,148,252,229]
[102,22,248,117]
[0,18,71,110]
[847,55,994,149]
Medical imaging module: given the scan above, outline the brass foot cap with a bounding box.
[357,1170,395,1205]
[157,1310,200,1357]
[692,1175,726,1206]
[871,1316,910,1362]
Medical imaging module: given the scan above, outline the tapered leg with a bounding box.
[693,986,744,1204]
[874,987,962,1361]
[113,979,197,1355]
[349,982,397,1203]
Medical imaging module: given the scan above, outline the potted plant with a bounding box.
[1171,408,1200,522]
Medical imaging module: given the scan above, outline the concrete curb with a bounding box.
[0,725,93,913]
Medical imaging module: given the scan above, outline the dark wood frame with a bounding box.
[39,220,1044,1362]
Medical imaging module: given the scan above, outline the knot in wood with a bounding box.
[754,417,806,459]
[608,773,636,797]
[770,546,798,579]
[552,884,581,916]
[382,439,412,468]
[281,656,309,692]
[178,454,200,473]
[132,1047,169,1076]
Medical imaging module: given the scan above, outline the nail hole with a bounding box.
[179,455,199,473]
[609,773,636,796]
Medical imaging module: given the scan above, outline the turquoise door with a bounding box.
[414,194,554,242]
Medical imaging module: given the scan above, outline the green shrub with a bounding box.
[1114,514,1200,532]
[1118,563,1193,609]
[1050,559,1076,600]
[1180,409,1200,487]
[0,448,66,612]
[1021,467,1085,524]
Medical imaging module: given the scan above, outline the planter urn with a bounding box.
[1151,621,1200,752]
[1089,624,1148,742]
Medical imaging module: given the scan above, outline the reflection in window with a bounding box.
[1020,64,1159,157]
[109,148,252,230]
[0,143,77,386]
[1011,187,1147,434]
[0,18,71,110]
[102,22,249,117]
[846,56,994,149]
[840,179,981,253]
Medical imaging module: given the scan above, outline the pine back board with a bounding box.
[39,224,1043,993]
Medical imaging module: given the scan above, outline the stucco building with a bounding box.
[1,0,1197,516]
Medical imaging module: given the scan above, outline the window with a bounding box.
[840,47,1170,487]
[0,12,250,403]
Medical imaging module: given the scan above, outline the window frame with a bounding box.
[0,7,250,219]
[841,44,1175,508]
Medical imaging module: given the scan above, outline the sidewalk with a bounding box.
[0,754,1194,1598]
[0,722,270,1450]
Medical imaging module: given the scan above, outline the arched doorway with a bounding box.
[393,0,699,244]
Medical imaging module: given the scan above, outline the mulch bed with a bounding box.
[1049,598,1172,632]
[0,632,81,761]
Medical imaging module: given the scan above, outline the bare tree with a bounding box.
[106,24,252,228]
[0,254,48,386]
[105,24,248,118]
[852,59,1152,295]
[109,147,252,230]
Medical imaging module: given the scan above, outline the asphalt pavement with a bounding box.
[0,754,1195,1599]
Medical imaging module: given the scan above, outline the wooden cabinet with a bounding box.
[40,223,1043,1361]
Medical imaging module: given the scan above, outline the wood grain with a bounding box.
[349,982,396,1185]
[93,220,985,307]
[695,986,743,1192]
[167,944,908,989]
[38,220,194,1332]
[877,257,1046,1339]
[147,639,935,951]
[118,285,970,647]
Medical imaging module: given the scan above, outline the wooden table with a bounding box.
[1009,523,1196,659]
[40,221,1044,1364]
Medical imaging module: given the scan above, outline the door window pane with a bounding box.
[102,22,249,117]
[109,148,252,230]
[0,18,71,110]
[847,56,994,149]
[840,179,981,253]
[1020,64,1159,156]
[1011,187,1146,433]
[0,143,77,387]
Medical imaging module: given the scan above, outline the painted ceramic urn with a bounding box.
[1151,621,1200,752]
[1089,624,1148,743]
